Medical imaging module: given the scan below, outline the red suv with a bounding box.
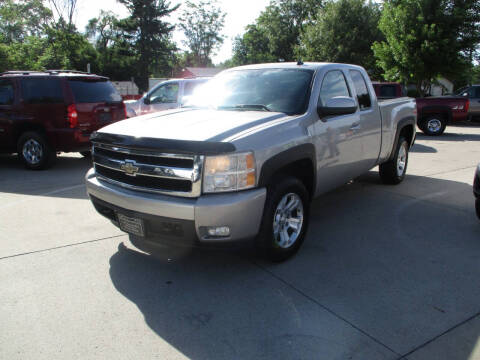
[0,70,126,169]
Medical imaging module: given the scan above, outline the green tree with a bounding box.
[178,0,226,67]
[373,0,480,96]
[0,0,52,43]
[118,0,179,92]
[298,0,383,78]
[230,0,323,65]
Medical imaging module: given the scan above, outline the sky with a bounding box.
[74,0,271,64]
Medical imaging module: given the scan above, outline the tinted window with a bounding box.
[186,69,313,115]
[0,80,14,105]
[21,78,63,104]
[475,87,480,98]
[68,79,122,103]
[379,85,397,98]
[149,82,179,104]
[350,70,371,109]
[319,70,350,106]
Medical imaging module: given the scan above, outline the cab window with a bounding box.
[350,70,371,110]
[319,70,351,107]
[149,83,179,104]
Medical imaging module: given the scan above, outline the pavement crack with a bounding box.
[0,234,125,261]
[398,311,480,359]
[250,260,401,357]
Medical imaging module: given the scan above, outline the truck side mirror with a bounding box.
[143,96,151,105]
[317,96,357,117]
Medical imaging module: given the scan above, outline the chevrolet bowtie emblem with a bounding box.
[120,160,139,176]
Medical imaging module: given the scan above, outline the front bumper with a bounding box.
[86,168,266,245]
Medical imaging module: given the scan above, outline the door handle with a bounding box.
[350,123,361,131]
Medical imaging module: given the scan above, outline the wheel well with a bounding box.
[399,124,414,147]
[267,159,315,198]
[14,124,46,145]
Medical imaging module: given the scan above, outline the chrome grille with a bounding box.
[92,143,203,197]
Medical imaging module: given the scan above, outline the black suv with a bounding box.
[0,70,126,169]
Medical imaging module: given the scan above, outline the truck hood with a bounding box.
[97,108,290,142]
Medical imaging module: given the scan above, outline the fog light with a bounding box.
[207,226,230,237]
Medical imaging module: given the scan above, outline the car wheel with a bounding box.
[17,131,56,170]
[80,151,91,158]
[476,198,480,220]
[256,176,310,262]
[420,115,446,136]
[379,136,409,185]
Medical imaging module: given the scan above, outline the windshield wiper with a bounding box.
[218,104,273,112]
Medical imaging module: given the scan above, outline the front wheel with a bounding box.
[379,136,409,185]
[419,115,446,136]
[256,177,310,262]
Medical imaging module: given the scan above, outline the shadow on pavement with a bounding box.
[108,172,480,359]
[0,154,92,199]
[410,143,437,153]
[416,132,480,142]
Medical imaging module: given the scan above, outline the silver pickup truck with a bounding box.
[86,62,416,261]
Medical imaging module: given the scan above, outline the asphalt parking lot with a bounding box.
[1,124,479,360]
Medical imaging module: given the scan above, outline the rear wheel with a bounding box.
[379,136,409,185]
[256,176,310,262]
[419,115,446,136]
[17,131,56,170]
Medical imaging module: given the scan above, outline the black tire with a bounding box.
[80,151,91,158]
[476,198,480,220]
[17,131,56,170]
[379,136,409,185]
[419,115,447,136]
[256,176,310,262]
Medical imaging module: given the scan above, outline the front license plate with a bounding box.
[117,213,145,237]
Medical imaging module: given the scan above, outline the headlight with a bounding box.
[203,152,256,193]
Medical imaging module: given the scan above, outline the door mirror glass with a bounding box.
[318,96,357,117]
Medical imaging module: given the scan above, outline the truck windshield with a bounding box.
[185,68,314,115]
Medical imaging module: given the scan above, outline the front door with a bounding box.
[141,82,180,115]
[313,70,362,195]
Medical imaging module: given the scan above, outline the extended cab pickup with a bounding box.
[86,63,417,261]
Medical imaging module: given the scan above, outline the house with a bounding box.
[175,67,222,78]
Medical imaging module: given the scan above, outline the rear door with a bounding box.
[0,78,17,151]
[20,76,66,132]
[67,77,125,132]
[348,70,382,170]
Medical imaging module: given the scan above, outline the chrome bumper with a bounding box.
[85,168,266,242]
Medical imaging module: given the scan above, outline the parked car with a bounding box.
[86,62,416,261]
[474,164,480,219]
[455,85,480,120]
[372,82,406,99]
[416,96,470,135]
[0,70,126,169]
[124,78,210,118]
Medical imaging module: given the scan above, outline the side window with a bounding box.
[149,83,179,104]
[184,81,204,96]
[350,70,372,109]
[0,80,14,105]
[21,78,63,104]
[319,70,350,106]
[475,87,480,98]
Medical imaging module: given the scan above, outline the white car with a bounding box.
[125,78,209,118]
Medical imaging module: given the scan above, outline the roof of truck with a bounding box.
[0,70,108,79]
[229,62,365,72]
